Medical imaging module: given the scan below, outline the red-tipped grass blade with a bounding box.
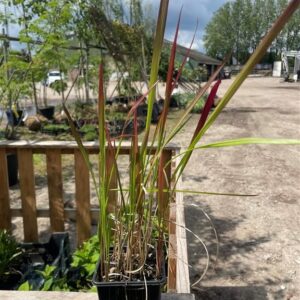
[191,79,222,142]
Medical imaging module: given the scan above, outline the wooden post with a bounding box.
[46,149,64,232]
[0,149,11,231]
[18,149,38,242]
[74,150,91,246]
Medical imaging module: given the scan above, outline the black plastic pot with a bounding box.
[0,232,70,291]
[6,109,24,126]
[39,106,55,120]
[6,153,18,186]
[92,259,166,300]
[20,232,70,290]
[0,273,22,290]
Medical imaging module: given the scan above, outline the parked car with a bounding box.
[223,66,232,79]
[44,70,64,86]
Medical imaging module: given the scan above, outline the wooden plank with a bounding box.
[175,150,190,293]
[106,149,117,213]
[46,149,64,232]
[18,149,38,242]
[0,291,98,300]
[0,149,11,230]
[0,291,195,300]
[74,150,91,246]
[11,207,99,220]
[163,294,195,300]
[168,203,177,292]
[0,140,180,155]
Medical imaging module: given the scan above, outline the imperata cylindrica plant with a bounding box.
[61,0,300,288]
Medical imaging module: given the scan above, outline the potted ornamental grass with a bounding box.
[62,1,300,299]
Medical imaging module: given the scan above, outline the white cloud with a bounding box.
[144,0,230,52]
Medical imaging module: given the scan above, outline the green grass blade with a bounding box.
[141,0,169,154]
[199,138,300,149]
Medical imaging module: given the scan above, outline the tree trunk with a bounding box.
[84,44,90,103]
[21,3,39,111]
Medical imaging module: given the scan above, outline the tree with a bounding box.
[204,3,235,61]
[86,0,154,94]
[204,0,300,64]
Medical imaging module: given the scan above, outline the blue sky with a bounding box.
[145,0,231,51]
[1,0,230,52]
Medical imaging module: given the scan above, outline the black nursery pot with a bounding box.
[92,260,166,300]
[39,106,55,120]
[6,109,24,126]
[19,232,70,290]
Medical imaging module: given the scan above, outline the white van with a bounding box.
[45,70,64,86]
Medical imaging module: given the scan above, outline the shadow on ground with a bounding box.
[183,196,290,300]
[194,286,268,300]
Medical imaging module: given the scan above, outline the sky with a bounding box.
[145,0,231,52]
[1,0,231,53]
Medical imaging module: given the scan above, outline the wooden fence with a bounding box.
[0,140,190,293]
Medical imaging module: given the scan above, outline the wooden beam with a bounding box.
[168,203,177,292]
[11,207,100,220]
[18,149,38,242]
[0,149,11,231]
[0,291,195,300]
[175,150,190,293]
[0,140,180,155]
[46,149,64,232]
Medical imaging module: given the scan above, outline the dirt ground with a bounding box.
[7,77,300,299]
[179,77,300,300]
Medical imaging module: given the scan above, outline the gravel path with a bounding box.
[181,77,300,300]
[8,77,300,299]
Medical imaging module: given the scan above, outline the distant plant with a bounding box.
[49,80,68,95]
[172,92,207,112]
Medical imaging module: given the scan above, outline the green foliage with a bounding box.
[0,51,33,107]
[79,124,97,133]
[18,281,30,291]
[79,124,98,141]
[172,93,207,113]
[18,265,69,292]
[71,235,99,277]
[17,235,100,292]
[191,97,206,114]
[49,80,68,95]
[83,131,98,141]
[204,0,300,64]
[0,230,21,277]
[43,124,69,132]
